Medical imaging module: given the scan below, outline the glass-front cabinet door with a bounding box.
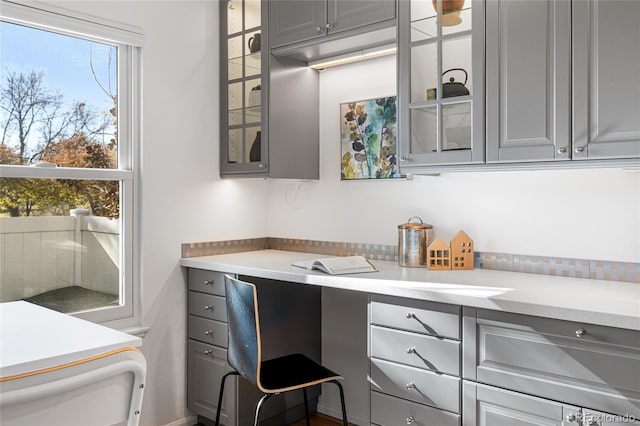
[398,0,484,171]
[221,0,268,176]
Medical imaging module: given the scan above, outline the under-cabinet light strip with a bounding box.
[308,45,397,70]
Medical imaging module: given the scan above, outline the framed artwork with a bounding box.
[340,96,400,180]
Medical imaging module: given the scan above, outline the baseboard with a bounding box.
[164,415,197,426]
[317,401,367,426]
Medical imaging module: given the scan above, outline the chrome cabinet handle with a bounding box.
[204,330,213,336]
[325,23,334,30]
[258,163,266,169]
[574,145,586,153]
[202,350,212,355]
[407,347,416,354]
[406,312,416,319]
[204,279,214,286]
[204,304,213,311]
[316,26,324,33]
[557,146,567,154]
[575,328,585,338]
[406,416,415,424]
[406,382,416,390]
[566,413,577,423]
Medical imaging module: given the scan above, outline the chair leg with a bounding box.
[303,388,311,426]
[215,371,240,426]
[254,393,274,426]
[331,380,348,426]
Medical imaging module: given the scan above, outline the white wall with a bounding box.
[42,2,269,425]
[268,55,640,263]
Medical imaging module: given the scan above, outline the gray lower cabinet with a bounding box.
[187,269,236,424]
[463,382,640,426]
[269,0,396,49]
[463,308,640,426]
[369,295,462,425]
[462,381,581,426]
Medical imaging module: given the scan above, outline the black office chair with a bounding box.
[214,275,348,426]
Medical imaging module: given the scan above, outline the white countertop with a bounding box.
[181,249,640,331]
[0,301,142,378]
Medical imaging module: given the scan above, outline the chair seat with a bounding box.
[260,353,342,393]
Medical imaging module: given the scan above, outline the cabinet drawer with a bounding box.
[188,315,228,347]
[371,358,460,413]
[371,295,460,339]
[188,291,227,322]
[188,269,226,296]
[371,325,460,376]
[475,309,640,417]
[371,391,460,426]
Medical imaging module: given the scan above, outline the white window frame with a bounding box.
[0,1,143,330]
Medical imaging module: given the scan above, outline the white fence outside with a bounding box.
[0,211,120,302]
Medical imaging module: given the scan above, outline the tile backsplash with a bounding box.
[182,237,639,284]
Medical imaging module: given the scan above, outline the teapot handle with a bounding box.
[442,68,468,85]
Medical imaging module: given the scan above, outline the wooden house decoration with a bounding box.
[451,230,474,270]
[427,237,451,270]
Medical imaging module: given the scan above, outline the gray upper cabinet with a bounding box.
[220,0,319,179]
[398,0,485,171]
[487,0,640,163]
[572,0,640,160]
[269,0,396,49]
[486,0,571,163]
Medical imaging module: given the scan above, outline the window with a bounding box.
[0,2,142,327]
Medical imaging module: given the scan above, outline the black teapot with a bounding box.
[442,68,469,98]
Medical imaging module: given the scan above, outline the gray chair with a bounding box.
[215,275,348,426]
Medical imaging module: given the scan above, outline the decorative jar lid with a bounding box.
[398,216,433,230]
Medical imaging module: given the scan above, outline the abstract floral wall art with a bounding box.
[340,96,399,180]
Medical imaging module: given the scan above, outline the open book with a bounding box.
[292,255,377,275]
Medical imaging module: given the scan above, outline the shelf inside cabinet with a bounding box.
[228,52,261,74]
[228,106,262,126]
[411,6,473,41]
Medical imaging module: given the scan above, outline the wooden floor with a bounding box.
[290,413,346,426]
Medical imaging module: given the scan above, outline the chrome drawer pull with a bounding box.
[204,279,214,286]
[204,304,213,311]
[406,312,416,319]
[406,416,415,424]
[407,347,416,354]
[201,350,212,356]
[204,330,213,336]
[566,413,577,423]
[575,328,585,338]
[406,382,416,390]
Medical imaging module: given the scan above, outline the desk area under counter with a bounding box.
[181,249,640,426]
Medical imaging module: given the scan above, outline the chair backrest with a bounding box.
[224,275,262,386]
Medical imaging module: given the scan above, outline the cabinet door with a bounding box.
[486,0,571,163]
[187,340,236,424]
[328,0,395,34]
[221,0,268,176]
[462,381,580,426]
[572,0,640,160]
[269,0,326,48]
[399,0,485,170]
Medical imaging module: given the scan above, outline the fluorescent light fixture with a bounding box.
[308,45,397,70]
